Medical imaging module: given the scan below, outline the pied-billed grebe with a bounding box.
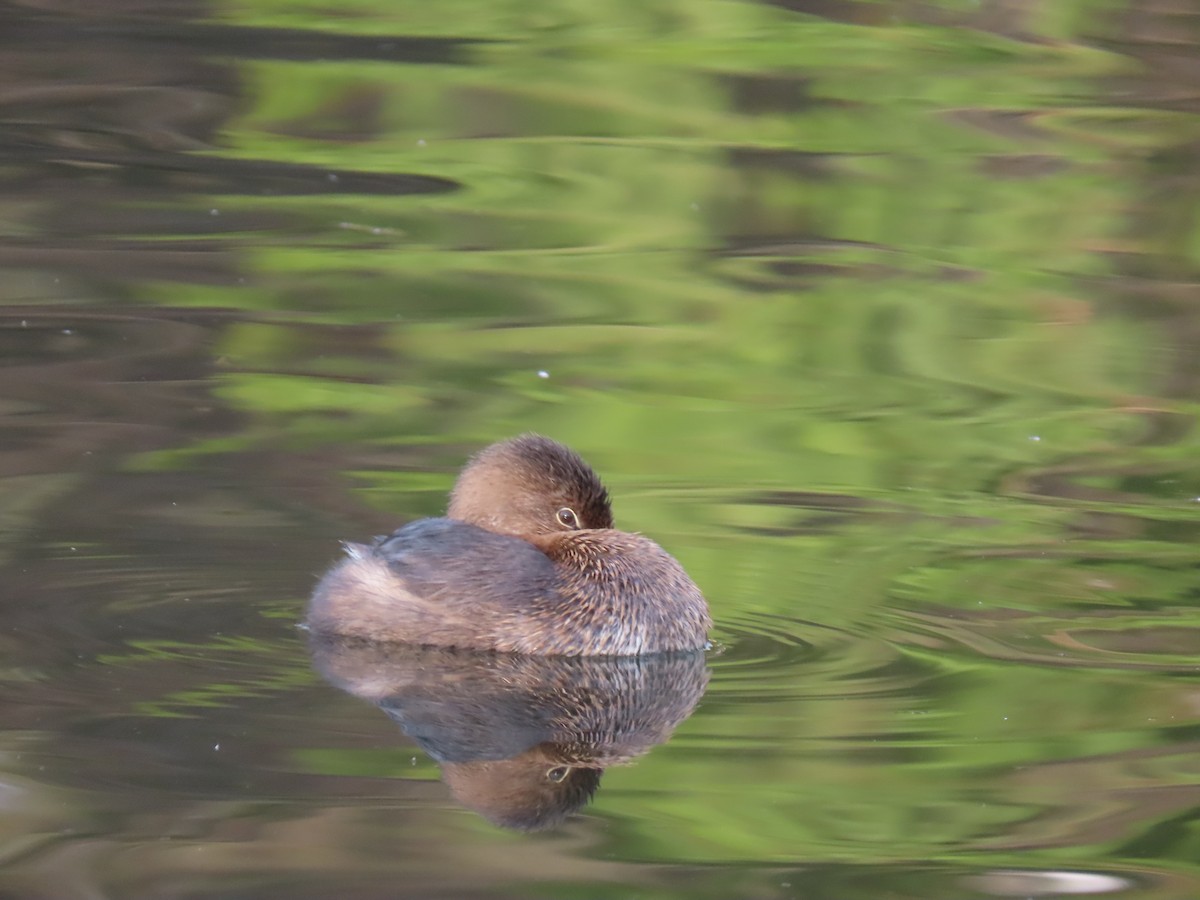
[307,435,711,655]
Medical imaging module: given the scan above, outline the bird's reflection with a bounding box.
[310,635,710,830]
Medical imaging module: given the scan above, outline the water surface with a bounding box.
[1,0,1199,897]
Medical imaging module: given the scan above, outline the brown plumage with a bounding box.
[307,434,711,655]
[448,434,613,537]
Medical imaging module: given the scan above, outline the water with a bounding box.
[2,0,1199,896]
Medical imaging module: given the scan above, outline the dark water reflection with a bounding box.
[2,0,1200,897]
[310,638,709,830]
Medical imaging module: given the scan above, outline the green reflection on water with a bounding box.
[2,0,1199,892]
[118,0,1200,869]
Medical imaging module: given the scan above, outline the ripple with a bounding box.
[884,604,1200,673]
[885,554,1200,673]
[710,609,934,703]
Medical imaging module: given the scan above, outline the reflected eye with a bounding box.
[556,507,580,529]
[546,766,571,783]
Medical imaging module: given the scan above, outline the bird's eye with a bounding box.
[556,507,580,529]
[546,766,571,783]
